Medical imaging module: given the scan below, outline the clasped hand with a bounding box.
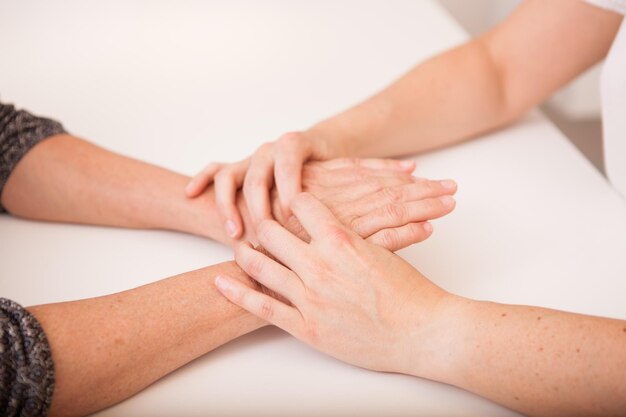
[215,192,454,375]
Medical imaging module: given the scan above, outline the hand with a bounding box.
[215,193,456,374]
[185,131,415,238]
[229,158,457,251]
[276,159,457,251]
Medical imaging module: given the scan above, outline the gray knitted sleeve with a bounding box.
[0,298,55,417]
[0,102,66,212]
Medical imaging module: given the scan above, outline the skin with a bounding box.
[196,0,626,415]
[187,0,623,235]
[1,134,456,416]
[28,263,264,417]
[216,193,626,417]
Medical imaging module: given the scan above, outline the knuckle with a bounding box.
[379,230,399,250]
[382,186,404,203]
[422,198,438,212]
[443,196,456,210]
[202,162,221,173]
[235,246,264,277]
[244,176,267,191]
[278,131,302,147]
[414,177,432,189]
[258,300,274,320]
[258,141,274,154]
[406,223,427,243]
[422,180,440,195]
[247,257,266,278]
[410,222,426,235]
[384,202,406,222]
[214,169,234,183]
[277,159,300,176]
[326,225,353,248]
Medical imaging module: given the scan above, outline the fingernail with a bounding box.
[400,160,415,170]
[423,222,433,234]
[215,275,230,291]
[225,220,238,237]
[440,179,457,190]
[440,195,455,207]
[185,181,195,194]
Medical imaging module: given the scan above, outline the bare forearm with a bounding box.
[306,0,622,160]
[28,261,264,417]
[422,298,626,417]
[308,40,512,159]
[1,134,233,243]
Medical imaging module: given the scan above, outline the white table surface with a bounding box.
[1,1,625,416]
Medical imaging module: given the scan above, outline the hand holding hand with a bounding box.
[185,131,415,238]
[215,193,457,374]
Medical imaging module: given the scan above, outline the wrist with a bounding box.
[179,185,257,247]
[397,292,477,384]
[183,187,232,243]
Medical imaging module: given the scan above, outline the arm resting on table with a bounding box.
[27,261,264,417]
[417,298,626,417]
[1,134,236,245]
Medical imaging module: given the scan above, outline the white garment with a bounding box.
[586,0,626,197]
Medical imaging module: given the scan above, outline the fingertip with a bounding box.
[185,180,199,197]
[440,179,457,193]
[400,159,416,172]
[215,275,233,292]
[440,195,456,209]
[423,221,433,235]
[225,219,240,238]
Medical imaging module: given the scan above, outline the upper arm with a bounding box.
[480,0,623,118]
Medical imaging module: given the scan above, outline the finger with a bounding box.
[243,145,275,225]
[185,163,222,197]
[319,158,415,172]
[215,167,246,238]
[352,195,456,237]
[274,134,311,216]
[215,275,301,330]
[235,242,305,303]
[315,176,453,208]
[304,166,417,190]
[307,177,418,208]
[367,222,433,252]
[255,219,310,272]
[290,192,349,242]
[352,179,458,215]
